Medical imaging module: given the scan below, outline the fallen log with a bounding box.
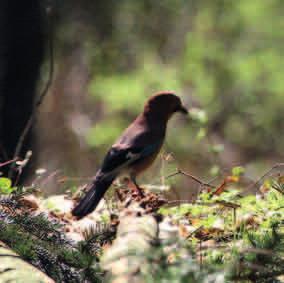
[0,241,54,283]
[101,203,159,283]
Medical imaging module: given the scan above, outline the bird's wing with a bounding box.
[100,141,163,175]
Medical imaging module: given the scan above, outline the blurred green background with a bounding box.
[37,0,284,195]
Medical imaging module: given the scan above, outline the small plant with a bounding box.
[0,177,15,194]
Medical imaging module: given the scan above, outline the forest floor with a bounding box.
[0,169,283,283]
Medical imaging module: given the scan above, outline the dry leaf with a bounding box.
[212,176,239,196]
[19,195,39,210]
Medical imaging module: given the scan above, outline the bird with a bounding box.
[72,91,188,218]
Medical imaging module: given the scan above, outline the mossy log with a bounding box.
[0,241,54,283]
[101,204,158,283]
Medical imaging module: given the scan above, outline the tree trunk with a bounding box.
[0,0,45,180]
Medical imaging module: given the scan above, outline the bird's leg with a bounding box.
[129,174,144,197]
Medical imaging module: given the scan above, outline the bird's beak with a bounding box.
[178,105,188,115]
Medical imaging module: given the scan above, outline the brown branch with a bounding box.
[0,158,18,168]
[8,6,54,178]
[248,163,284,190]
[164,199,191,206]
[39,170,60,186]
[186,225,204,239]
[214,200,241,209]
[166,168,215,189]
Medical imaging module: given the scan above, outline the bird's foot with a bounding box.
[133,185,145,198]
[124,177,145,198]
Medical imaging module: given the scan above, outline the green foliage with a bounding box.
[0,211,103,283]
[272,179,284,195]
[246,227,280,251]
[86,119,125,148]
[158,178,284,281]
[232,166,245,177]
[208,144,225,154]
[0,177,15,194]
[79,223,116,256]
[59,249,94,269]
[12,213,65,245]
[0,224,37,261]
[1,173,283,282]
[78,0,284,172]
[181,1,284,155]
[188,108,208,125]
[87,58,182,149]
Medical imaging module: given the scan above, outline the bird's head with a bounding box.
[143,91,188,121]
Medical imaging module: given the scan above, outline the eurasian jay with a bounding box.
[72,92,188,218]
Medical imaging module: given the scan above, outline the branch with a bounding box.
[166,168,215,189]
[186,225,204,239]
[248,163,284,190]
[0,158,18,168]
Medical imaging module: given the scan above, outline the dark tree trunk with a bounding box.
[0,0,45,180]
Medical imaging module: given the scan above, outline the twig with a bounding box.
[14,151,32,186]
[271,184,284,195]
[214,200,241,209]
[39,170,60,186]
[57,176,94,183]
[166,168,215,189]
[186,225,204,239]
[239,262,270,273]
[8,5,54,178]
[241,247,274,256]
[248,163,284,190]
[0,158,18,168]
[164,199,191,206]
[165,199,241,207]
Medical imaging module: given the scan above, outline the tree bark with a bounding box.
[0,0,45,180]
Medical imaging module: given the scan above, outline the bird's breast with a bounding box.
[129,144,163,176]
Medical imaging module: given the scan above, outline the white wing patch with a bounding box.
[103,150,141,179]
[126,151,140,160]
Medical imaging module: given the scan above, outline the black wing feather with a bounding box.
[101,141,162,173]
[100,147,140,173]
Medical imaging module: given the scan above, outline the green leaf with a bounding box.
[189,108,208,124]
[196,127,207,140]
[0,177,16,194]
[209,144,224,154]
[232,166,245,177]
[0,177,12,189]
[210,165,220,176]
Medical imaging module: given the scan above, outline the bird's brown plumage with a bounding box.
[72,91,188,218]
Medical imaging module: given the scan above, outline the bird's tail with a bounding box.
[72,173,115,218]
